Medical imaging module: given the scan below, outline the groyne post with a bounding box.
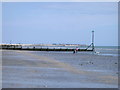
[92,31,95,51]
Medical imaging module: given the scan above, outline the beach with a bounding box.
[2,2,118,88]
[2,49,118,88]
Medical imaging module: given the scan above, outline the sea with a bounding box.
[94,46,118,57]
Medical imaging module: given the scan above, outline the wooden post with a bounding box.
[21,46,22,49]
[92,31,95,51]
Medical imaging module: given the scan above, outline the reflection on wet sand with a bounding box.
[2,50,118,88]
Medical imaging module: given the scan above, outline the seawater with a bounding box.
[94,46,118,57]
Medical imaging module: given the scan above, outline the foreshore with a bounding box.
[2,50,118,88]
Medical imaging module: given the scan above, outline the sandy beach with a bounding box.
[2,50,118,88]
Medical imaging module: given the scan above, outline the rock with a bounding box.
[89,61,92,64]
[115,63,117,64]
[44,85,47,88]
[89,61,93,64]
[86,62,89,64]
[79,63,83,66]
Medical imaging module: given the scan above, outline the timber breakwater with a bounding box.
[1,31,95,52]
[1,44,94,52]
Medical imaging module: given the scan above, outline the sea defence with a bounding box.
[1,44,94,52]
[1,31,95,52]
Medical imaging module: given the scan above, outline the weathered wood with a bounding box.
[2,47,93,52]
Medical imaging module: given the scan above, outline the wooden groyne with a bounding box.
[1,31,95,52]
[1,44,94,52]
[1,47,93,52]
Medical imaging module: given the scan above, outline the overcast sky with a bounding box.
[2,2,118,46]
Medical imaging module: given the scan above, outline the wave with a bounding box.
[95,48,119,51]
[97,53,118,57]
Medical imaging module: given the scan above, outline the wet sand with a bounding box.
[2,50,118,88]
